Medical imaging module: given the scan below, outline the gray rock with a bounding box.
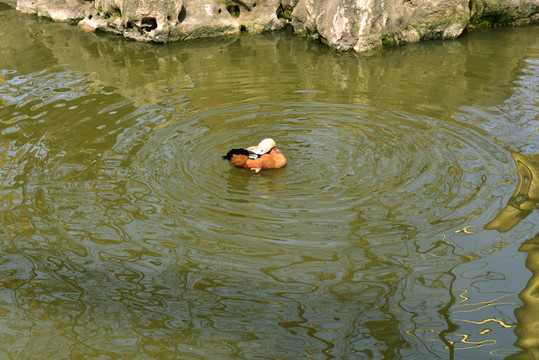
[15,0,539,51]
[292,0,471,51]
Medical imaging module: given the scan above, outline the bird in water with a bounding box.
[222,138,287,173]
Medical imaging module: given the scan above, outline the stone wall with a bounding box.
[15,0,539,52]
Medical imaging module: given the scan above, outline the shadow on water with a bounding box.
[1,5,539,359]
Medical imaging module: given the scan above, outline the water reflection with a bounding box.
[488,149,539,359]
[512,231,539,360]
[485,151,539,232]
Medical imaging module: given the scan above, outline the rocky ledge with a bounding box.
[15,0,539,52]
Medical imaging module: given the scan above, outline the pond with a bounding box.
[1,3,538,359]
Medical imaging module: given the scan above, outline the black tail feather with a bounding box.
[222,148,250,160]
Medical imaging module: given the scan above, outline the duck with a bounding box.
[222,138,287,173]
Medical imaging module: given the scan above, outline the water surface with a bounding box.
[1,4,539,359]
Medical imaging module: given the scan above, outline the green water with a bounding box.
[1,3,539,359]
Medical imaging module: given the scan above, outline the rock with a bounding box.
[17,0,94,22]
[171,0,240,41]
[294,0,387,52]
[292,0,471,50]
[470,0,539,27]
[15,0,539,52]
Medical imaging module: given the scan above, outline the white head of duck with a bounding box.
[222,138,286,173]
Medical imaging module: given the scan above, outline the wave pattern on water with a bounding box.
[0,41,533,359]
[138,102,513,249]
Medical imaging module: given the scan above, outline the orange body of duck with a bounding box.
[222,138,287,173]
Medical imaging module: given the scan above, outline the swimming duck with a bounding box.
[222,138,287,173]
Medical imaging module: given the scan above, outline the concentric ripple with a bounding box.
[137,102,514,246]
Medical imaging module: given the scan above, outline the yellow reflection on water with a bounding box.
[512,232,539,359]
[455,318,514,328]
[405,328,497,350]
[444,333,496,350]
[403,290,519,355]
[454,225,485,234]
[485,150,539,233]
[453,293,519,313]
